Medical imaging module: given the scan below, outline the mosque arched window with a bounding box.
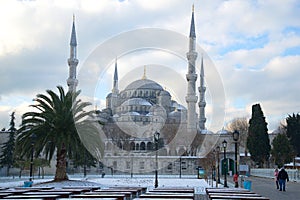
[147,142,153,151]
[140,142,146,151]
[178,147,186,156]
[136,143,140,151]
[130,142,135,150]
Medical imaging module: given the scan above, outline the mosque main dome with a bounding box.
[124,78,164,91]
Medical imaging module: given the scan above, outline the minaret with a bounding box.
[112,58,119,94]
[198,55,206,130]
[67,15,79,92]
[185,5,198,132]
[110,59,119,115]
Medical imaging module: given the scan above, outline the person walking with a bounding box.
[274,168,279,189]
[233,173,239,188]
[278,167,289,191]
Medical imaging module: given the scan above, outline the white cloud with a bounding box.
[0,0,299,132]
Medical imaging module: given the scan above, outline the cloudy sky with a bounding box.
[0,0,299,132]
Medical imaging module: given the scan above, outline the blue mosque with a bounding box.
[65,7,237,175]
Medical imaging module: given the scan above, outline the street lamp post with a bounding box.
[29,133,36,182]
[216,146,221,185]
[154,131,160,188]
[222,140,228,187]
[233,130,240,187]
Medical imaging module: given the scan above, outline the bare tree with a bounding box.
[226,117,249,154]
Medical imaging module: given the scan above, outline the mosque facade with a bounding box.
[67,8,241,176]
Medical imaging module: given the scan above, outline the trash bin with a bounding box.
[23,181,33,187]
[243,180,252,190]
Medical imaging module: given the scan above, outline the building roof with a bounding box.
[124,78,163,91]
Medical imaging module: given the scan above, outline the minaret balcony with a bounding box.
[198,101,206,107]
[68,58,79,66]
[186,52,198,60]
[198,86,206,92]
[185,95,198,103]
[186,74,197,81]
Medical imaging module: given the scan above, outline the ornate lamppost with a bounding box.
[222,140,228,187]
[29,133,36,182]
[216,146,221,185]
[233,130,240,187]
[154,131,160,188]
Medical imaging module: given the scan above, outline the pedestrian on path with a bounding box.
[233,173,239,188]
[278,167,289,191]
[274,168,279,189]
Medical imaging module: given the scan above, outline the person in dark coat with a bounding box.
[278,167,289,191]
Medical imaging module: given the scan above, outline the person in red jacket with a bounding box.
[233,173,239,188]
[274,168,279,189]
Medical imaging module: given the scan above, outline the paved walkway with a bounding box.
[225,176,300,200]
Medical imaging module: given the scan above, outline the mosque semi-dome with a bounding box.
[121,98,152,106]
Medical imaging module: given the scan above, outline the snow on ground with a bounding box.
[0,176,209,193]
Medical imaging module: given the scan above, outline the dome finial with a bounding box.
[142,65,147,79]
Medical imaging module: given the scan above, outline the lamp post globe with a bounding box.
[233,130,239,141]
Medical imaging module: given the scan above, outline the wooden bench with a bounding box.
[139,193,194,199]
[23,191,73,198]
[111,186,147,194]
[14,187,54,190]
[206,188,269,200]
[134,199,194,200]
[208,195,270,200]
[70,193,126,200]
[62,186,100,191]
[95,188,140,198]
[85,191,132,200]
[206,188,252,193]
[149,188,194,193]
[3,194,60,200]
[0,193,12,198]
[39,188,85,194]
[208,193,262,197]
[0,189,33,194]
[58,198,118,200]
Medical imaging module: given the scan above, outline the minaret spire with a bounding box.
[112,58,119,94]
[186,5,198,133]
[142,65,147,79]
[190,4,196,38]
[198,55,206,130]
[67,15,79,92]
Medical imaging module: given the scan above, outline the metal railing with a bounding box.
[250,168,299,182]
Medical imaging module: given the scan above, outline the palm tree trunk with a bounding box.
[54,144,68,181]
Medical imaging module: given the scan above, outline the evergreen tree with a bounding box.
[286,113,300,156]
[0,112,17,176]
[247,104,271,167]
[271,133,293,168]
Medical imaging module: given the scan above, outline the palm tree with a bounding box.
[16,86,103,181]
